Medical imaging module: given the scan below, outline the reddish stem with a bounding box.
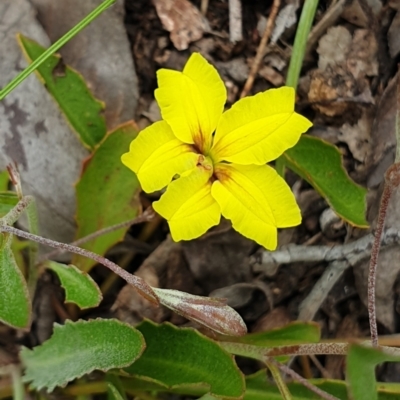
[0,224,159,306]
[368,163,400,346]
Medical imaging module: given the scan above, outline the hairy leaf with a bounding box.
[22,319,145,391]
[47,262,102,309]
[124,320,245,399]
[0,192,19,218]
[0,233,30,329]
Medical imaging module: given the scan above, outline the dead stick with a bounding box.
[228,0,243,43]
[240,0,281,98]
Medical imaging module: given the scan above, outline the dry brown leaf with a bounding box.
[347,30,378,79]
[339,109,372,162]
[365,73,398,188]
[341,0,382,27]
[251,307,291,333]
[308,67,362,117]
[258,65,285,86]
[182,228,253,293]
[153,0,208,51]
[271,2,299,44]
[215,58,249,83]
[310,26,377,117]
[317,26,352,71]
[388,9,400,58]
[112,236,202,326]
[210,282,272,322]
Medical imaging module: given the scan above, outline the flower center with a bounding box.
[197,155,213,173]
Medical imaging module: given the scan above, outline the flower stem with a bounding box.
[0,0,116,100]
[395,70,400,163]
[0,224,159,305]
[368,163,400,346]
[286,0,319,90]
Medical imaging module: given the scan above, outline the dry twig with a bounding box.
[200,0,209,16]
[228,0,242,43]
[305,0,346,57]
[254,229,400,275]
[253,229,400,322]
[240,0,281,98]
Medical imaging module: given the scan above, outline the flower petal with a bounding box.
[153,168,221,241]
[211,163,301,250]
[155,53,226,153]
[121,120,198,193]
[211,87,312,165]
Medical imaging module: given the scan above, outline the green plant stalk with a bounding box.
[279,0,319,176]
[266,362,293,400]
[0,0,116,100]
[10,366,24,400]
[286,0,319,90]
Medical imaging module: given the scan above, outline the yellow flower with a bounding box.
[122,53,312,250]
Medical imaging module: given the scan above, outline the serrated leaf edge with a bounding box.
[21,318,145,392]
[46,262,102,309]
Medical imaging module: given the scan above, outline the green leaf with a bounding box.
[245,369,400,400]
[46,261,102,309]
[0,171,9,191]
[0,192,19,218]
[73,122,141,272]
[218,322,320,362]
[0,233,31,329]
[221,321,320,347]
[124,320,245,399]
[120,373,400,400]
[283,135,368,227]
[106,375,127,400]
[246,370,347,400]
[17,35,106,149]
[346,344,400,400]
[21,319,145,392]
